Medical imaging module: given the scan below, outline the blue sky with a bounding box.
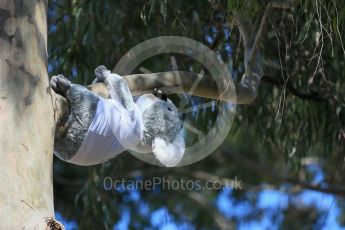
[56,185,344,230]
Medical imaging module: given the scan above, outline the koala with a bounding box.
[51,65,185,167]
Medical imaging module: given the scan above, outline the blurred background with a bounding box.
[48,0,345,229]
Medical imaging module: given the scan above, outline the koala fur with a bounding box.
[52,77,100,160]
[51,66,185,167]
[142,100,182,145]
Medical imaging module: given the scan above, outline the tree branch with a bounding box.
[235,0,294,104]
[52,70,261,125]
[248,1,295,74]
[246,3,272,76]
[262,75,327,102]
[223,147,345,197]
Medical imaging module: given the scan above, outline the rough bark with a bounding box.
[0,0,60,228]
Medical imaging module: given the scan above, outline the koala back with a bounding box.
[54,84,100,161]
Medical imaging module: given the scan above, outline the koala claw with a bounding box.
[95,65,111,81]
[50,74,71,94]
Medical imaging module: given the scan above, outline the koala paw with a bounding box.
[50,74,71,94]
[95,65,111,82]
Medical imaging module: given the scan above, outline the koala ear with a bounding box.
[152,134,185,167]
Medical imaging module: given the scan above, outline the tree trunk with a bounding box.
[0,0,58,228]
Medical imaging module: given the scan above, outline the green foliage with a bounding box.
[49,0,345,229]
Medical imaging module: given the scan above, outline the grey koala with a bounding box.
[51,65,185,167]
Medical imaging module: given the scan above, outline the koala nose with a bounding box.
[153,88,167,101]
